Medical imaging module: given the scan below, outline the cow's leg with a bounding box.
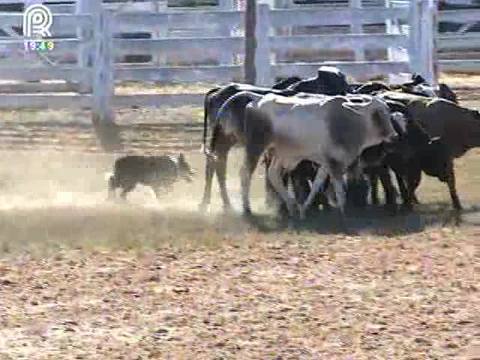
[199,127,232,211]
[406,164,422,209]
[267,160,297,217]
[299,167,329,220]
[330,172,348,230]
[240,148,264,216]
[263,153,279,209]
[291,169,309,205]
[291,161,323,217]
[393,170,410,207]
[378,166,397,213]
[445,164,462,211]
[214,140,234,212]
[241,108,271,216]
[410,169,422,205]
[199,156,215,210]
[368,170,380,206]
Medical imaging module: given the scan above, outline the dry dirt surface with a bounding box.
[0,79,479,359]
[0,227,478,359]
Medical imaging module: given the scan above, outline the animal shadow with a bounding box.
[243,203,480,235]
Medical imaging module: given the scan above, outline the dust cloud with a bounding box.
[0,149,266,254]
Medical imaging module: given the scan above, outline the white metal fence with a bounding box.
[0,0,479,116]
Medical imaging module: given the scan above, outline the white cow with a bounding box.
[232,92,398,222]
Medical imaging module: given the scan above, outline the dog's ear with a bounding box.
[178,153,185,162]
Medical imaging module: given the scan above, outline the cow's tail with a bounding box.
[207,91,263,161]
[201,87,221,155]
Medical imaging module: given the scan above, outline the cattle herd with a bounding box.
[193,66,480,229]
[106,66,480,231]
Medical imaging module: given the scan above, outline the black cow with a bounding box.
[271,76,302,90]
[286,66,349,95]
[352,73,458,104]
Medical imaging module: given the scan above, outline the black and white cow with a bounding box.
[217,92,398,222]
[199,66,350,211]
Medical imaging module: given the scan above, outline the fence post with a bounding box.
[219,0,234,8]
[92,10,121,152]
[255,3,272,86]
[76,0,100,94]
[408,0,421,76]
[386,0,409,84]
[409,0,438,86]
[419,0,438,86]
[350,0,365,62]
[430,0,439,86]
[218,0,234,65]
[244,0,256,84]
[152,0,166,67]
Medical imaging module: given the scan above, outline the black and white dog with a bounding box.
[108,153,194,201]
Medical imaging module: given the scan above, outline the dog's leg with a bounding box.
[107,175,117,201]
[120,183,135,201]
[152,186,162,201]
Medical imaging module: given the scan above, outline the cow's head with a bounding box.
[369,97,400,146]
[177,153,195,182]
[437,83,458,104]
[419,137,452,181]
[462,107,480,150]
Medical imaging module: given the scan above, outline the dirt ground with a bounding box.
[0,76,479,359]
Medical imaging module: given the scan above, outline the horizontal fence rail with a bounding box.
[0,0,478,130]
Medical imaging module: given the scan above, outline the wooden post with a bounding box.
[244,0,256,84]
[254,3,272,86]
[152,0,167,67]
[76,0,100,94]
[418,0,438,85]
[431,0,439,86]
[219,0,234,65]
[386,0,409,84]
[408,0,422,78]
[92,10,121,152]
[219,0,234,7]
[350,0,365,62]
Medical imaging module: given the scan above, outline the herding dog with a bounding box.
[108,153,194,201]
